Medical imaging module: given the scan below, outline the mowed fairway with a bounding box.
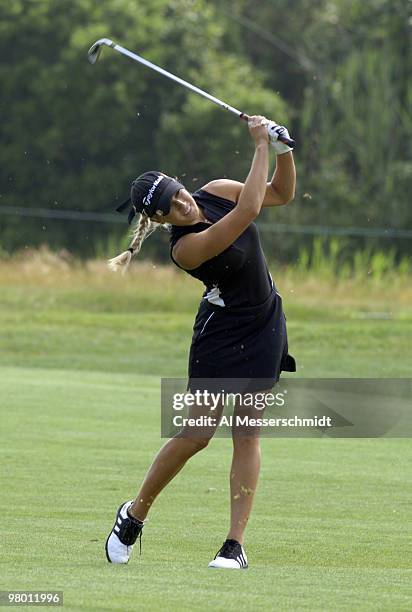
[0,258,411,611]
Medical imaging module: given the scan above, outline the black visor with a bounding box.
[131,172,184,217]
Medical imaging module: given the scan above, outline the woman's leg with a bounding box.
[227,436,261,544]
[129,401,224,521]
[129,436,210,521]
[227,391,268,544]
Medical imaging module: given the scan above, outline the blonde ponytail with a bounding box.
[108,214,161,273]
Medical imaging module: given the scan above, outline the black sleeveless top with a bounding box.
[169,189,275,308]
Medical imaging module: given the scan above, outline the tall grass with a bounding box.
[291,237,410,283]
[0,244,410,314]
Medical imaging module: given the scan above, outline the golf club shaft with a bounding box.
[113,42,247,119]
[88,39,295,147]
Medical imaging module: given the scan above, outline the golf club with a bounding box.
[87,38,295,148]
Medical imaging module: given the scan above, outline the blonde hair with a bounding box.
[108,214,168,273]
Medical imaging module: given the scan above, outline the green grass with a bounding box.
[0,257,411,610]
[1,368,411,611]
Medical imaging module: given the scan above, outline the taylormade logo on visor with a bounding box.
[143,175,164,208]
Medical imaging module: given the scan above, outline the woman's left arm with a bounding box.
[202,151,296,209]
[263,150,296,207]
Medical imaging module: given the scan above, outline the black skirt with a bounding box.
[188,290,296,393]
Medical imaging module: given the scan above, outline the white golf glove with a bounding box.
[267,122,294,154]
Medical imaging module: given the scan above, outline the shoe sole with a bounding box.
[105,536,112,563]
[208,563,248,569]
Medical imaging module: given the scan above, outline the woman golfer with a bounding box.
[105,115,296,569]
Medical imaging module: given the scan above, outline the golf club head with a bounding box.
[87,38,114,64]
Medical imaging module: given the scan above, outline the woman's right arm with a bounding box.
[173,116,269,270]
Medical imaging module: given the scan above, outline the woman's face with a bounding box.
[150,189,205,226]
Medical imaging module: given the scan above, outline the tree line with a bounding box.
[1,0,411,262]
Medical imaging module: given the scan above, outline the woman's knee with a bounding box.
[232,435,261,451]
[175,435,211,454]
[190,436,211,452]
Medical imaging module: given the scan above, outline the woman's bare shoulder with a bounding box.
[200,179,243,204]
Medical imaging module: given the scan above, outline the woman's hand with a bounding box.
[248,115,269,146]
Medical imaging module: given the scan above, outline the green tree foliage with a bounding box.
[223,0,412,243]
[0,0,411,261]
[0,0,284,254]
[299,0,412,231]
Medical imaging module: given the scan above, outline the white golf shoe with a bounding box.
[105,500,144,564]
[208,539,248,569]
